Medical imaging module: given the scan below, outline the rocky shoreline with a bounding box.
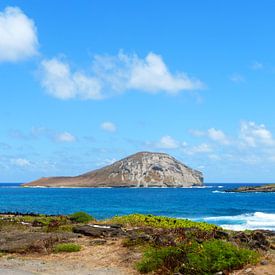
[0,212,274,274]
[225,184,275,193]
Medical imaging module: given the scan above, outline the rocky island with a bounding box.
[226,183,275,193]
[22,151,203,188]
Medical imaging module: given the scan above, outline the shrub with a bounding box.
[136,239,259,274]
[136,246,184,273]
[109,214,219,231]
[184,240,259,274]
[53,243,81,253]
[69,212,94,223]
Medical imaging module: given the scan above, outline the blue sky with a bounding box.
[1,1,275,183]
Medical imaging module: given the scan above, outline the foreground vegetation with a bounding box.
[109,213,220,231]
[136,239,259,274]
[0,212,271,274]
[53,243,81,253]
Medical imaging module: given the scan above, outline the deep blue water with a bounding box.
[0,183,274,230]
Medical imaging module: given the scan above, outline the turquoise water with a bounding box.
[0,183,274,230]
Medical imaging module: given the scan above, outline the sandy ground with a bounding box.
[0,238,140,275]
[233,251,275,275]
[0,237,274,275]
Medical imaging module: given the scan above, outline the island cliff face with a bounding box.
[22,152,203,188]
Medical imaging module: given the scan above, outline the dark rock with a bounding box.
[225,184,275,193]
[232,230,270,250]
[31,220,44,227]
[214,230,229,239]
[73,224,125,238]
[260,259,269,265]
[232,232,250,243]
[89,239,107,245]
[0,232,77,254]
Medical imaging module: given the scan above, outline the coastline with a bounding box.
[0,212,274,274]
[1,183,275,231]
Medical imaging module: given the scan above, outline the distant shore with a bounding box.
[226,183,275,193]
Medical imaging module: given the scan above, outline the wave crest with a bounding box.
[199,212,275,231]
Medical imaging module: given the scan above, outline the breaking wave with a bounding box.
[199,212,275,231]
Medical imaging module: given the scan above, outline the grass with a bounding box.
[136,239,259,274]
[69,212,95,223]
[109,214,219,231]
[53,243,81,253]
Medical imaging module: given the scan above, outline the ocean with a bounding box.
[0,183,274,231]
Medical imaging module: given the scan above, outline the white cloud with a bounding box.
[101,122,117,132]
[11,158,31,167]
[0,6,38,62]
[186,143,212,155]
[94,51,203,94]
[207,128,229,145]
[239,121,275,147]
[40,51,203,100]
[55,132,76,143]
[41,58,102,100]
[156,135,179,149]
[190,128,229,145]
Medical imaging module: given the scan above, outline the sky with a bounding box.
[1,1,275,183]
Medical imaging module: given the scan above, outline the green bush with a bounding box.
[136,239,259,274]
[109,214,219,231]
[136,246,184,273]
[69,211,94,223]
[53,243,81,253]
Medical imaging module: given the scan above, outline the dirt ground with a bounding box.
[0,237,274,275]
[0,238,140,275]
[233,251,275,275]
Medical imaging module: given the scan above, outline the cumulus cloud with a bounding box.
[54,132,76,143]
[156,135,180,149]
[100,122,117,132]
[40,51,203,100]
[207,128,229,145]
[152,135,212,154]
[186,143,212,155]
[190,128,229,145]
[239,121,275,147]
[41,58,102,100]
[9,127,77,143]
[93,51,203,94]
[0,6,38,62]
[11,158,31,167]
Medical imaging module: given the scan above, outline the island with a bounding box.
[22,151,203,188]
[226,183,275,193]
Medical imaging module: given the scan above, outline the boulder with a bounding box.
[73,224,125,238]
[0,232,77,253]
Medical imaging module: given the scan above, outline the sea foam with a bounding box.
[200,212,275,231]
